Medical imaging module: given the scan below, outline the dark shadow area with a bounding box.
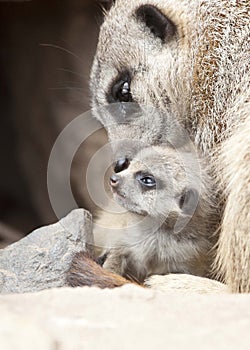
[0,0,107,246]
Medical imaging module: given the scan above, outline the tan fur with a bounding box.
[67,251,134,288]
[214,101,250,292]
[192,1,250,292]
[88,0,250,292]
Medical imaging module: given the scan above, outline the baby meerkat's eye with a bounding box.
[136,173,156,189]
[108,71,133,103]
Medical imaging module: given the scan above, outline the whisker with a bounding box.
[55,81,84,86]
[125,272,141,284]
[99,3,108,17]
[56,68,84,80]
[39,43,85,64]
[48,87,85,91]
[49,85,87,91]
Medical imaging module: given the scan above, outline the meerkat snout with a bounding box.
[114,158,130,173]
[110,174,121,188]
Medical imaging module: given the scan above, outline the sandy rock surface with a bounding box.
[0,209,93,294]
[146,274,228,294]
[0,285,250,350]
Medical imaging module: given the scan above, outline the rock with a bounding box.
[0,209,93,294]
[0,286,250,350]
[146,274,228,294]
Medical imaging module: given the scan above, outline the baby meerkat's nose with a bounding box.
[110,174,121,188]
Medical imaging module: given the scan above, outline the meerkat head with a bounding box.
[109,145,201,226]
[90,0,199,170]
[91,0,196,112]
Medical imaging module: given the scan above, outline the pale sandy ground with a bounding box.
[1,284,250,350]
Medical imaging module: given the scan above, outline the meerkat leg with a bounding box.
[103,250,128,277]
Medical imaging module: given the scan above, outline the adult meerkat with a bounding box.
[94,144,217,283]
[67,0,249,292]
[87,0,249,293]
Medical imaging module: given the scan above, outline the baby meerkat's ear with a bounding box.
[178,188,199,215]
[135,4,176,43]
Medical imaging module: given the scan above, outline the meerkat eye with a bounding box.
[135,5,176,43]
[108,72,133,103]
[137,173,156,189]
[112,80,131,102]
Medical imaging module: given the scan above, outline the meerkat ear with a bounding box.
[135,5,176,43]
[178,188,199,215]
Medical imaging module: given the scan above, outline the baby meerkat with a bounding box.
[94,144,217,283]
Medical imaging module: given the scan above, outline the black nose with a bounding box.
[110,174,121,188]
[114,158,130,173]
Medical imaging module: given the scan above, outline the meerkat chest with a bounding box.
[124,227,195,274]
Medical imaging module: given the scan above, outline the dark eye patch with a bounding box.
[107,70,133,103]
[135,4,176,43]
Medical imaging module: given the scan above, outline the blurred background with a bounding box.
[0,0,110,247]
